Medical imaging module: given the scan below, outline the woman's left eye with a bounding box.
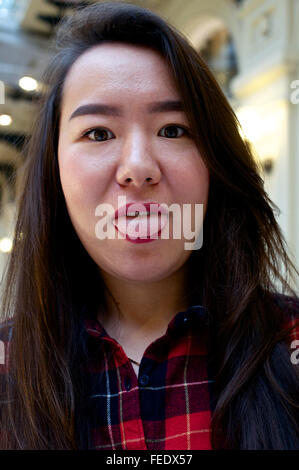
[159,125,189,138]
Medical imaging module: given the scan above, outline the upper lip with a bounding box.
[114,201,169,221]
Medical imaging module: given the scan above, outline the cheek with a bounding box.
[58,144,113,210]
[58,148,111,241]
[167,152,209,204]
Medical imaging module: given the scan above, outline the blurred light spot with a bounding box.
[19,76,38,92]
[0,237,12,252]
[0,114,12,126]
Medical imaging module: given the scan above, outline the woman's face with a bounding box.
[58,43,209,283]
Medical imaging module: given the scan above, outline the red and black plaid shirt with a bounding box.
[0,294,298,450]
[83,304,213,450]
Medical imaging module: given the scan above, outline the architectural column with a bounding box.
[230,0,299,277]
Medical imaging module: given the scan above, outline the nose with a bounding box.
[116,129,161,188]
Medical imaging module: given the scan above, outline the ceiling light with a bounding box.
[19,76,38,92]
[0,237,12,253]
[0,114,12,126]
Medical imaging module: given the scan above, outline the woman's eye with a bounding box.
[83,128,114,142]
[159,125,188,138]
[82,125,189,142]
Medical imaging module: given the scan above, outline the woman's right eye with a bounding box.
[83,128,115,142]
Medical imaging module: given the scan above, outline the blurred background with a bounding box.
[0,0,298,289]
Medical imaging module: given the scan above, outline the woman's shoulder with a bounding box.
[272,292,299,309]
[272,292,299,323]
[270,292,299,350]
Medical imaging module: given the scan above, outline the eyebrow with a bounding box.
[68,100,184,121]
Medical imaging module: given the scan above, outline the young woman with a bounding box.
[0,1,298,450]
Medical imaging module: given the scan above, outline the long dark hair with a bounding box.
[0,1,298,449]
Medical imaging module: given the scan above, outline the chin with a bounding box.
[99,258,180,284]
[116,266,174,283]
[86,239,189,282]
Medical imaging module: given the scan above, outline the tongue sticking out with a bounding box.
[116,213,168,239]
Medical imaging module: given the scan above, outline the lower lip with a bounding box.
[114,225,162,243]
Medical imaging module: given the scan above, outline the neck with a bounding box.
[98,264,192,334]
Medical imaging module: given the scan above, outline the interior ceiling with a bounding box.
[0,0,240,166]
[0,0,95,167]
[0,0,169,156]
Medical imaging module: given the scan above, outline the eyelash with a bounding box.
[82,124,190,142]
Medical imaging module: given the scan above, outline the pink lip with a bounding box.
[113,201,169,243]
[114,201,168,221]
[114,225,160,243]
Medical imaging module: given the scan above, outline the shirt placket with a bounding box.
[108,340,148,450]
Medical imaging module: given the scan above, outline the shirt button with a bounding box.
[124,376,131,391]
[139,374,149,386]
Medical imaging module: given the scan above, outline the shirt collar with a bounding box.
[83,303,209,341]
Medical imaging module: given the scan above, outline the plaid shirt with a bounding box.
[83,304,212,450]
[0,294,298,450]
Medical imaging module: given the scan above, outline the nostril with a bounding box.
[123,176,153,184]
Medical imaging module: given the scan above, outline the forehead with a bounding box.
[61,43,180,105]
